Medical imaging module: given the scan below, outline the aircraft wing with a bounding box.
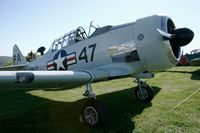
[0,64,26,71]
[0,70,92,89]
[0,63,132,89]
[0,69,112,89]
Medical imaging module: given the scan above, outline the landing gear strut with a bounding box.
[83,84,96,99]
[81,83,107,127]
[134,79,154,102]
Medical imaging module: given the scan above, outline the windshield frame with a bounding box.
[49,27,87,52]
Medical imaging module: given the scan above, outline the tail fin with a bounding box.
[13,44,27,65]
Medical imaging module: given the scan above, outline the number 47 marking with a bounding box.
[79,43,96,63]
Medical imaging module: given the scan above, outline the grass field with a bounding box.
[0,66,199,133]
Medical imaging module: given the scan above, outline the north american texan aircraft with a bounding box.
[0,15,194,126]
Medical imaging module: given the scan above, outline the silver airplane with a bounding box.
[0,15,194,126]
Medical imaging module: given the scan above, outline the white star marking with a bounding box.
[54,52,65,70]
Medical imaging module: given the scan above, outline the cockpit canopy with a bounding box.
[49,22,113,52]
[49,27,87,52]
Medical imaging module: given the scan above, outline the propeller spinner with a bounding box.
[157,27,194,47]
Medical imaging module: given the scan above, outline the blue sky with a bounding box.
[0,0,199,56]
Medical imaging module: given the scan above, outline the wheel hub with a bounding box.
[84,106,98,125]
[137,87,149,100]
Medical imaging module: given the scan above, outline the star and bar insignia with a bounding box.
[47,50,77,70]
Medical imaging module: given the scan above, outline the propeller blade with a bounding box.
[157,28,175,39]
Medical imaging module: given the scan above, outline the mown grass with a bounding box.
[0,66,199,133]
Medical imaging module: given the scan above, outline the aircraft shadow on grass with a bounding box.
[0,86,161,133]
[191,69,200,80]
[165,69,200,80]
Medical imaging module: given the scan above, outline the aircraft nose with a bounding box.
[157,27,194,47]
[157,25,194,59]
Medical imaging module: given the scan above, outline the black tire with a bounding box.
[135,85,154,102]
[81,99,107,127]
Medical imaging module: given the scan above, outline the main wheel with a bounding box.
[135,85,154,102]
[81,99,107,127]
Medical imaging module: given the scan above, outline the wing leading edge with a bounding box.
[0,70,93,89]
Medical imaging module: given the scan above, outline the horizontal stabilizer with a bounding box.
[0,64,26,71]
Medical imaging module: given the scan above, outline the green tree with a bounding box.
[3,60,13,66]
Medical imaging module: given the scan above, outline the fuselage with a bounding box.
[25,15,192,78]
[27,22,145,77]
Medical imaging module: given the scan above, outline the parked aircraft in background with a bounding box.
[179,50,200,66]
[0,15,194,126]
[189,58,200,66]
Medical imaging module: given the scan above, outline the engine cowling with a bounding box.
[134,15,194,71]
